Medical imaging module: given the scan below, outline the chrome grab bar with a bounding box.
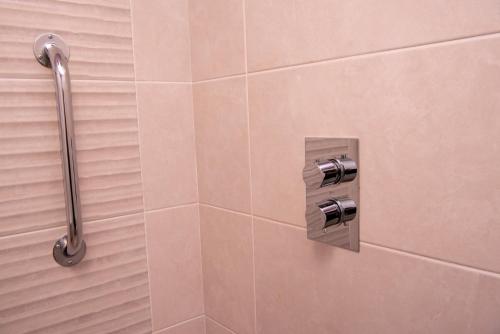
[34,33,86,266]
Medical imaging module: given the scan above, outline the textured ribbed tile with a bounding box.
[0,0,134,80]
[0,213,152,334]
[0,80,143,236]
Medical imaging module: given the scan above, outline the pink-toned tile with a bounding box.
[193,78,251,213]
[189,0,245,80]
[132,0,191,81]
[200,205,255,334]
[155,316,206,334]
[145,206,204,330]
[205,317,236,334]
[248,36,500,272]
[137,83,198,210]
[253,218,496,334]
[0,80,144,235]
[245,0,500,71]
[467,275,500,333]
[0,214,152,333]
[0,1,135,80]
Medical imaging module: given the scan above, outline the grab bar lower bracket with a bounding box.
[34,33,86,267]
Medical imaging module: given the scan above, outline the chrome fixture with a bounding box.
[34,33,86,266]
[303,138,360,251]
[317,198,357,228]
[307,157,357,189]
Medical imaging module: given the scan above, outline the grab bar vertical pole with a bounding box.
[34,33,86,267]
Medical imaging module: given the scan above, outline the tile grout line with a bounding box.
[360,241,500,279]
[127,0,154,328]
[245,30,500,76]
[0,209,146,241]
[152,314,205,333]
[241,0,258,333]
[192,73,246,84]
[186,0,207,319]
[144,202,199,214]
[205,315,239,334]
[188,30,500,84]
[201,204,500,279]
[3,30,499,86]
[6,30,499,86]
[199,203,252,218]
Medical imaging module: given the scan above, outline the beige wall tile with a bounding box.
[200,205,255,334]
[131,0,192,81]
[248,36,500,272]
[0,1,134,80]
[205,317,236,334]
[245,0,500,71]
[137,83,198,210]
[254,218,500,334]
[0,80,143,236]
[155,316,206,334]
[0,214,152,333]
[145,205,204,331]
[193,78,251,213]
[467,275,500,333]
[189,0,246,80]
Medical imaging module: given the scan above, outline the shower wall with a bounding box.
[1,1,500,334]
[0,1,203,333]
[190,1,500,334]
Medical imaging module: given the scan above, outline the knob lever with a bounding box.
[318,198,357,228]
[316,157,357,187]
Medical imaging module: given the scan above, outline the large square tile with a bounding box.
[248,36,500,272]
[245,0,500,71]
[254,218,499,334]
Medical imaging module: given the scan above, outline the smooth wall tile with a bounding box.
[155,316,206,334]
[145,205,204,331]
[189,0,246,80]
[245,0,500,71]
[248,36,500,272]
[193,78,251,213]
[205,317,236,334]
[137,83,198,210]
[200,205,255,334]
[132,0,192,81]
[253,218,500,334]
[467,275,500,333]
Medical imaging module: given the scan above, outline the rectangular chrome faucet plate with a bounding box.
[303,137,360,252]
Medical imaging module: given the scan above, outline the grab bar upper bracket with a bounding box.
[34,33,70,67]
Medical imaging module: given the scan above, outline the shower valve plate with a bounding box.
[303,137,360,251]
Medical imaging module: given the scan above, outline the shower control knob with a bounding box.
[316,157,357,187]
[317,198,357,228]
[303,156,357,189]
